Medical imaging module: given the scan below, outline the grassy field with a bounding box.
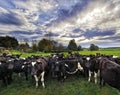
[0,49,120,95]
[9,48,120,58]
[0,75,119,95]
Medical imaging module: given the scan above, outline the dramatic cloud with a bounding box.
[0,13,22,25]
[0,0,120,47]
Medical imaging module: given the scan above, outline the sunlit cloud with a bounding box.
[0,0,120,47]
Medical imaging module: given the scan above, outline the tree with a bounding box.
[57,43,65,52]
[77,45,83,51]
[38,38,52,52]
[18,42,29,52]
[31,40,38,52]
[89,44,99,51]
[0,36,18,49]
[67,39,77,51]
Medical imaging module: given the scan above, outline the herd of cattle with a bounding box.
[0,52,120,91]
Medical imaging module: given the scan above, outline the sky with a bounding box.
[0,0,120,47]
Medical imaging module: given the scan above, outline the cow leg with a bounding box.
[88,70,92,82]
[94,72,98,84]
[24,72,28,80]
[7,71,13,84]
[18,73,21,77]
[2,77,7,86]
[99,70,103,88]
[41,71,45,88]
[34,75,39,88]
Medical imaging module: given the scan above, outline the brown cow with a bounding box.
[99,57,120,90]
[31,57,48,88]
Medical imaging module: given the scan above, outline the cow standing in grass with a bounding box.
[99,57,120,90]
[81,55,100,84]
[0,61,13,86]
[30,57,48,88]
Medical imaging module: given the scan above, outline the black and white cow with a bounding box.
[49,54,66,81]
[64,59,84,75]
[30,57,48,88]
[50,53,84,81]
[83,55,99,84]
[6,58,30,81]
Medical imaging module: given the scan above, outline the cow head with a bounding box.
[31,61,42,75]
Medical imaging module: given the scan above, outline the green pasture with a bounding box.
[0,75,119,95]
[0,49,120,95]
[9,49,120,58]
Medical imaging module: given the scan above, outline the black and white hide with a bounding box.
[30,57,48,88]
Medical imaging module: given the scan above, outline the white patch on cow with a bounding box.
[88,70,92,82]
[64,75,67,79]
[8,59,12,61]
[65,64,68,67]
[31,62,36,66]
[86,57,90,61]
[37,59,41,63]
[34,75,39,88]
[113,56,118,58]
[22,58,26,60]
[16,58,19,60]
[78,62,83,71]
[8,59,14,61]
[94,72,98,84]
[0,62,1,65]
[41,71,45,88]
[53,55,57,58]
[22,65,25,69]
[23,62,27,65]
[56,62,59,64]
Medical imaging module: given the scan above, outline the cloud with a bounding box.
[0,0,120,47]
[0,12,22,25]
[83,29,115,38]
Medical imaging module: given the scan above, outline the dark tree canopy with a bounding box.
[18,42,29,52]
[0,36,18,49]
[38,38,65,52]
[38,38,52,52]
[77,45,83,51]
[89,44,99,51]
[67,39,77,51]
[32,43,38,52]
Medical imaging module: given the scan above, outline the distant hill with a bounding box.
[100,47,120,51]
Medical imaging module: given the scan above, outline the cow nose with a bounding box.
[55,66,59,71]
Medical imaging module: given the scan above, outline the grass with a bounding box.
[0,75,119,95]
[9,48,120,58]
[79,50,120,56]
[0,49,120,95]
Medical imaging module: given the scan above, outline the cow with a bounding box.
[64,59,84,76]
[6,58,30,81]
[30,57,48,88]
[99,57,120,90]
[82,55,100,84]
[49,53,66,82]
[0,61,13,86]
[50,53,84,81]
[52,60,66,82]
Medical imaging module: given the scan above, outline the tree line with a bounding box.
[0,36,99,52]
